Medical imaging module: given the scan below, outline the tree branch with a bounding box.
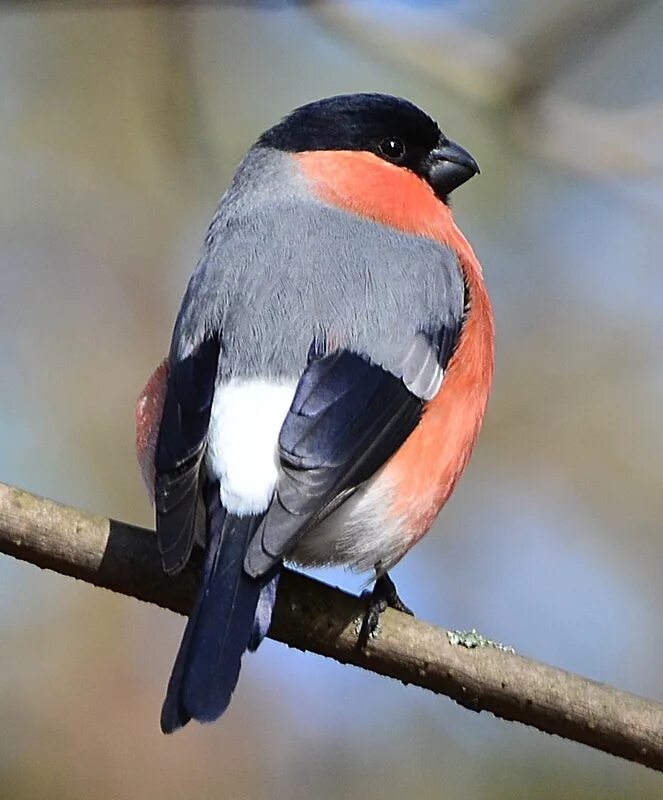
[0,481,661,769]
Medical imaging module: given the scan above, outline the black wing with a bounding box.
[244,349,425,577]
[243,312,465,580]
[154,337,220,575]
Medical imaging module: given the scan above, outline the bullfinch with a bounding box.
[135,93,494,733]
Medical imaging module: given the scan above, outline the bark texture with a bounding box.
[0,481,661,770]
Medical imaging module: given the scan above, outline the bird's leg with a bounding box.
[358,571,414,647]
[378,572,414,616]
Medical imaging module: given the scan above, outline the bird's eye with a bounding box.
[379,137,406,161]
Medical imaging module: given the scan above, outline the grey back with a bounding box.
[172,147,465,384]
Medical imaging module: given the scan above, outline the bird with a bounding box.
[135,93,494,733]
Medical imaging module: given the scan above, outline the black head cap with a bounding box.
[258,93,479,201]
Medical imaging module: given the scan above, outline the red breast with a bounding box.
[296,150,495,542]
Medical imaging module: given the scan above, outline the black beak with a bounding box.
[426,138,480,200]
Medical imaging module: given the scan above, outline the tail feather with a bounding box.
[161,482,279,733]
[248,572,280,652]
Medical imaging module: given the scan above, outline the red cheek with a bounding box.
[294,150,458,243]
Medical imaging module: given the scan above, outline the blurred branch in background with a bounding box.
[315,0,649,103]
[313,0,663,181]
[4,1,661,176]
[4,0,661,184]
[3,0,321,8]
[1,480,662,771]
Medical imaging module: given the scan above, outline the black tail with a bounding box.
[161,483,279,733]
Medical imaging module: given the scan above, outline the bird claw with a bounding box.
[357,573,414,648]
[380,573,414,617]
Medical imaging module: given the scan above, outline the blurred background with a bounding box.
[1,1,662,797]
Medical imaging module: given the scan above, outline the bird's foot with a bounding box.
[358,573,414,648]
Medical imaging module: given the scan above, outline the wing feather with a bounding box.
[244,350,421,577]
[154,337,220,574]
[244,314,464,578]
